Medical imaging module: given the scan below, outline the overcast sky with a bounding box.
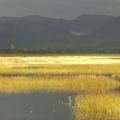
[0,0,120,19]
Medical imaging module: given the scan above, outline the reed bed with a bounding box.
[0,55,120,120]
[0,75,119,93]
[1,55,120,64]
[1,64,120,75]
[0,58,120,93]
[75,93,120,120]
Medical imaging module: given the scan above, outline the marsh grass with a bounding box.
[1,64,120,75]
[75,93,120,120]
[0,56,120,93]
[1,55,120,64]
[0,55,120,120]
[0,74,119,93]
[0,62,120,93]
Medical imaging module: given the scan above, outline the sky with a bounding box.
[0,0,120,19]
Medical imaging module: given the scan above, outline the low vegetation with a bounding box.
[0,55,120,120]
[0,75,119,93]
[75,93,120,120]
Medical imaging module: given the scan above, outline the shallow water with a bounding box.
[0,93,75,120]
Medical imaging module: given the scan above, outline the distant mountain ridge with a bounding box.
[68,15,114,34]
[0,14,119,52]
[82,16,120,49]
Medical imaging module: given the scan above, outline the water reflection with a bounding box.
[0,93,74,120]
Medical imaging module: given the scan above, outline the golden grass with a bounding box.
[0,56,120,93]
[1,64,120,75]
[0,55,120,120]
[0,75,119,93]
[1,55,120,65]
[75,93,120,120]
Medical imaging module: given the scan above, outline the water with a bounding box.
[0,93,75,120]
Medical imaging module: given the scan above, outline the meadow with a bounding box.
[0,54,120,120]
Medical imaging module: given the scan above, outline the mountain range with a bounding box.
[0,14,119,52]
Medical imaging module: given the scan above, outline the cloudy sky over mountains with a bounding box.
[0,0,120,19]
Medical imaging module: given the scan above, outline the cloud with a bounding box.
[0,0,120,19]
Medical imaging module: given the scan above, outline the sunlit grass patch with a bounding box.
[1,64,120,75]
[75,93,120,120]
[0,75,119,93]
[0,55,120,93]
[1,55,120,65]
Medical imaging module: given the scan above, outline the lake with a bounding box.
[0,92,75,120]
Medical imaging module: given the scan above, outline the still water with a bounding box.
[0,93,75,120]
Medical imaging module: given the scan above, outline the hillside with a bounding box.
[85,16,120,49]
[67,15,114,35]
[0,14,120,52]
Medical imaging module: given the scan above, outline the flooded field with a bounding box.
[0,54,120,120]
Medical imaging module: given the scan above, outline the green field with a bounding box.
[0,54,120,120]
